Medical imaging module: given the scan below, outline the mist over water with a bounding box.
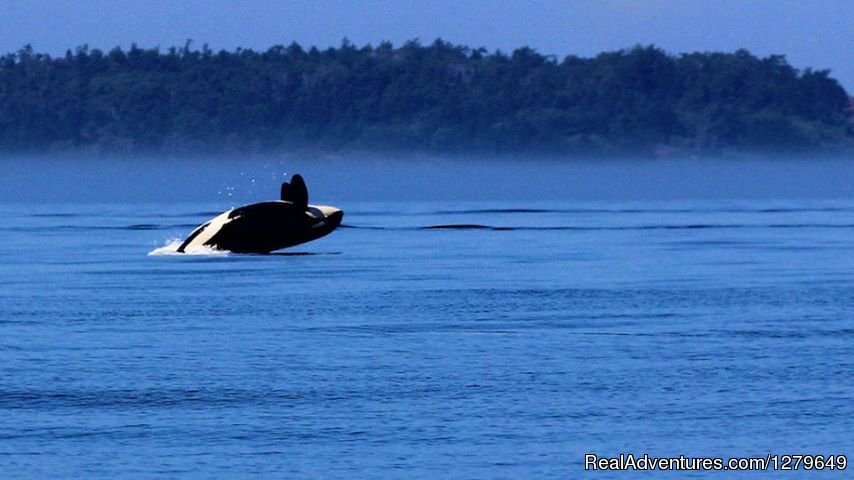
[2,154,852,478]
[3,154,854,204]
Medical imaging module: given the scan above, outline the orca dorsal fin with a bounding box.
[280,173,308,209]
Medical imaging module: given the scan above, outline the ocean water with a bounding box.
[1,158,853,478]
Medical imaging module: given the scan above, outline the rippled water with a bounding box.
[1,159,853,478]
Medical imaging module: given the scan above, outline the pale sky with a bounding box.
[0,0,851,92]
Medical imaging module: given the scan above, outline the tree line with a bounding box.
[0,39,851,155]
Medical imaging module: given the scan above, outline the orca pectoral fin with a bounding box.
[280,181,292,202]
[283,174,308,209]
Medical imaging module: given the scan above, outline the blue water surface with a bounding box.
[1,157,853,478]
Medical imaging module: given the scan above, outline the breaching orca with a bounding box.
[177,174,343,253]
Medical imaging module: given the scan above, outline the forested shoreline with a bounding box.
[0,40,851,156]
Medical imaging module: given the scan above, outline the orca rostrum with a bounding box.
[177,174,343,253]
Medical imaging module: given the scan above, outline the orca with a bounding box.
[177,174,343,253]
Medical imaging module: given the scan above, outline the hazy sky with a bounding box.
[0,0,851,92]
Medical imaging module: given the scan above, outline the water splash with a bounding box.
[147,238,228,256]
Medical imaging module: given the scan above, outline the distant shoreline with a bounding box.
[1,41,852,156]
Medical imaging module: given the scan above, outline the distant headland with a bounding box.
[0,40,851,156]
